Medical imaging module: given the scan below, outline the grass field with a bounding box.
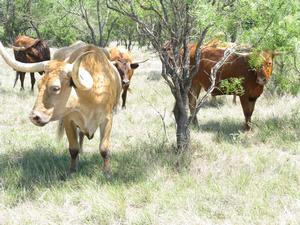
[0,47,300,225]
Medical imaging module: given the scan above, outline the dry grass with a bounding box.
[0,47,300,225]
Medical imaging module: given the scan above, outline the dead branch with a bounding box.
[141,94,169,143]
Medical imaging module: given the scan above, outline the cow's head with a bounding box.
[256,51,276,86]
[29,52,94,126]
[113,59,139,87]
[0,41,93,126]
[237,50,277,86]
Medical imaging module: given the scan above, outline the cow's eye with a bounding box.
[51,86,61,93]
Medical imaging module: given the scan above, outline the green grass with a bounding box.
[1,48,300,224]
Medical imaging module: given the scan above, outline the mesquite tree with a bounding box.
[59,0,118,47]
[107,0,212,151]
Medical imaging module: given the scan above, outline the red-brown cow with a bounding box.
[109,47,139,108]
[12,35,50,91]
[188,44,276,130]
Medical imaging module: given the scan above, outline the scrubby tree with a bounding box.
[106,0,218,151]
[58,0,119,47]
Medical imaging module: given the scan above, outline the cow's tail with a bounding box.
[57,119,65,141]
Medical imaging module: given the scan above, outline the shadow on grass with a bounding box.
[0,139,182,194]
[193,112,300,144]
[192,118,243,143]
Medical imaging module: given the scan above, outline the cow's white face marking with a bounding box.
[30,61,74,126]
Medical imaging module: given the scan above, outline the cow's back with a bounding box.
[193,47,259,95]
[53,41,87,61]
[13,36,50,63]
[69,45,122,109]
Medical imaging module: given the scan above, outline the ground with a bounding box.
[0,47,300,225]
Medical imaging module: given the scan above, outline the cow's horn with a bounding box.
[71,51,94,90]
[102,48,111,60]
[10,44,28,51]
[0,41,48,72]
[132,59,149,64]
[273,50,284,56]
[235,52,251,56]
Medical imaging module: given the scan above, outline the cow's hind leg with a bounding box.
[19,72,25,90]
[99,115,113,175]
[240,95,257,131]
[64,119,80,173]
[30,73,35,91]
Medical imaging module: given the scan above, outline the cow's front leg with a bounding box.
[64,119,80,172]
[121,85,129,109]
[240,95,257,131]
[99,115,113,175]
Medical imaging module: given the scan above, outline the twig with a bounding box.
[141,94,169,143]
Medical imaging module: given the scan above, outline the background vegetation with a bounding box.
[0,0,299,96]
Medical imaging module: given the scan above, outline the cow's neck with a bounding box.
[67,88,109,137]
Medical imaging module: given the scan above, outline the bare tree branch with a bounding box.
[189,44,237,126]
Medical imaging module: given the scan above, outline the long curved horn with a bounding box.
[273,50,285,56]
[132,59,149,64]
[10,45,28,51]
[0,41,48,72]
[71,51,94,90]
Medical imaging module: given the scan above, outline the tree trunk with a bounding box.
[173,101,190,152]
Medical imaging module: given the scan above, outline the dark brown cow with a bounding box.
[188,44,276,130]
[109,47,139,108]
[12,35,50,91]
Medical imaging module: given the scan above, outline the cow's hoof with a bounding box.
[103,168,112,179]
[244,125,251,132]
[69,167,77,174]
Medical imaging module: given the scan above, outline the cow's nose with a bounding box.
[29,111,41,122]
[29,111,48,126]
[32,114,41,122]
[122,79,130,86]
[257,77,267,85]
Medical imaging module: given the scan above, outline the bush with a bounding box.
[268,54,300,96]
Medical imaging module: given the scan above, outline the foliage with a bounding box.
[268,52,300,96]
[219,78,245,95]
[0,0,139,47]
[193,0,300,96]
[248,51,265,70]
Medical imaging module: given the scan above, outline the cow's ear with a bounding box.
[131,63,139,69]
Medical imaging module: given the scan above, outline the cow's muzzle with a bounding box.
[29,110,50,127]
[256,76,267,86]
[122,79,130,87]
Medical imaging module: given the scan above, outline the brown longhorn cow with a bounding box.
[188,44,276,130]
[12,35,50,91]
[109,47,140,108]
[0,42,122,173]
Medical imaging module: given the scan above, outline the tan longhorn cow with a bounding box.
[0,42,122,173]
